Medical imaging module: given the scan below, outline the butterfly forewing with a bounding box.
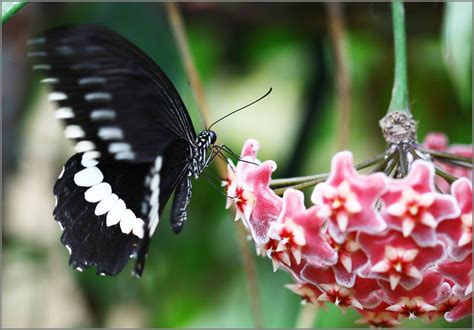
[29,25,196,162]
[30,25,200,276]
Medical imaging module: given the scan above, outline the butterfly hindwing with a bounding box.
[54,153,156,275]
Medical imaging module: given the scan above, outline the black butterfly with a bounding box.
[28,25,222,277]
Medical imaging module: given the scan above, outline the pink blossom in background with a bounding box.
[422,133,473,192]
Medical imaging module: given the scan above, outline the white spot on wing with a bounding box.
[41,78,58,84]
[155,156,162,171]
[98,127,123,140]
[48,92,68,101]
[83,151,101,159]
[74,167,104,187]
[79,77,107,85]
[148,165,161,236]
[27,37,46,45]
[132,218,145,239]
[108,142,131,153]
[90,109,116,120]
[33,64,51,70]
[64,125,85,139]
[75,140,95,153]
[56,107,74,119]
[120,209,136,234]
[85,182,112,203]
[106,199,126,227]
[85,92,112,101]
[76,267,83,272]
[115,151,135,160]
[95,193,119,216]
[81,156,98,168]
[58,166,65,179]
[65,245,72,255]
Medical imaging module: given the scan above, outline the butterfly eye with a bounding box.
[209,131,217,144]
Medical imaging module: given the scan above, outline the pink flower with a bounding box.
[427,290,460,322]
[316,283,363,314]
[311,151,387,243]
[423,132,448,151]
[437,255,472,299]
[445,296,472,322]
[358,231,445,290]
[322,232,368,288]
[437,178,472,261]
[224,139,282,243]
[379,270,452,321]
[354,302,400,328]
[380,160,460,247]
[285,282,326,308]
[265,189,337,270]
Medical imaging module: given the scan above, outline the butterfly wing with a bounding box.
[29,25,197,276]
[28,25,196,162]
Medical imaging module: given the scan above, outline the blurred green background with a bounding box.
[2,2,471,328]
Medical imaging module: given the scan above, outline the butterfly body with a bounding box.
[29,25,217,276]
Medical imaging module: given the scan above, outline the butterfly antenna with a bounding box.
[220,145,259,166]
[208,88,272,130]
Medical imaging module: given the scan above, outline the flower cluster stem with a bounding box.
[271,152,387,195]
[416,145,473,164]
[388,1,410,114]
[165,3,263,327]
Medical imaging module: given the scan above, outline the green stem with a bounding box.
[434,166,458,184]
[416,145,473,163]
[2,1,27,23]
[388,1,410,113]
[270,152,386,187]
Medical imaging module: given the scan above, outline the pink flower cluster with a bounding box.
[225,139,472,327]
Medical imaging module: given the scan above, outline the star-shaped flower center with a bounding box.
[356,312,400,328]
[386,188,438,237]
[285,283,322,306]
[371,245,422,290]
[317,180,362,232]
[234,186,248,212]
[386,297,437,320]
[324,233,360,272]
[264,239,290,271]
[317,284,363,313]
[266,219,306,270]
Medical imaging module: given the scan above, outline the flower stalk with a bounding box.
[388,1,410,114]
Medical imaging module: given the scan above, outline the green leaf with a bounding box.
[2,1,27,23]
[442,2,472,111]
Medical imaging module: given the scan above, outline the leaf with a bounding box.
[2,1,27,24]
[442,2,472,111]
